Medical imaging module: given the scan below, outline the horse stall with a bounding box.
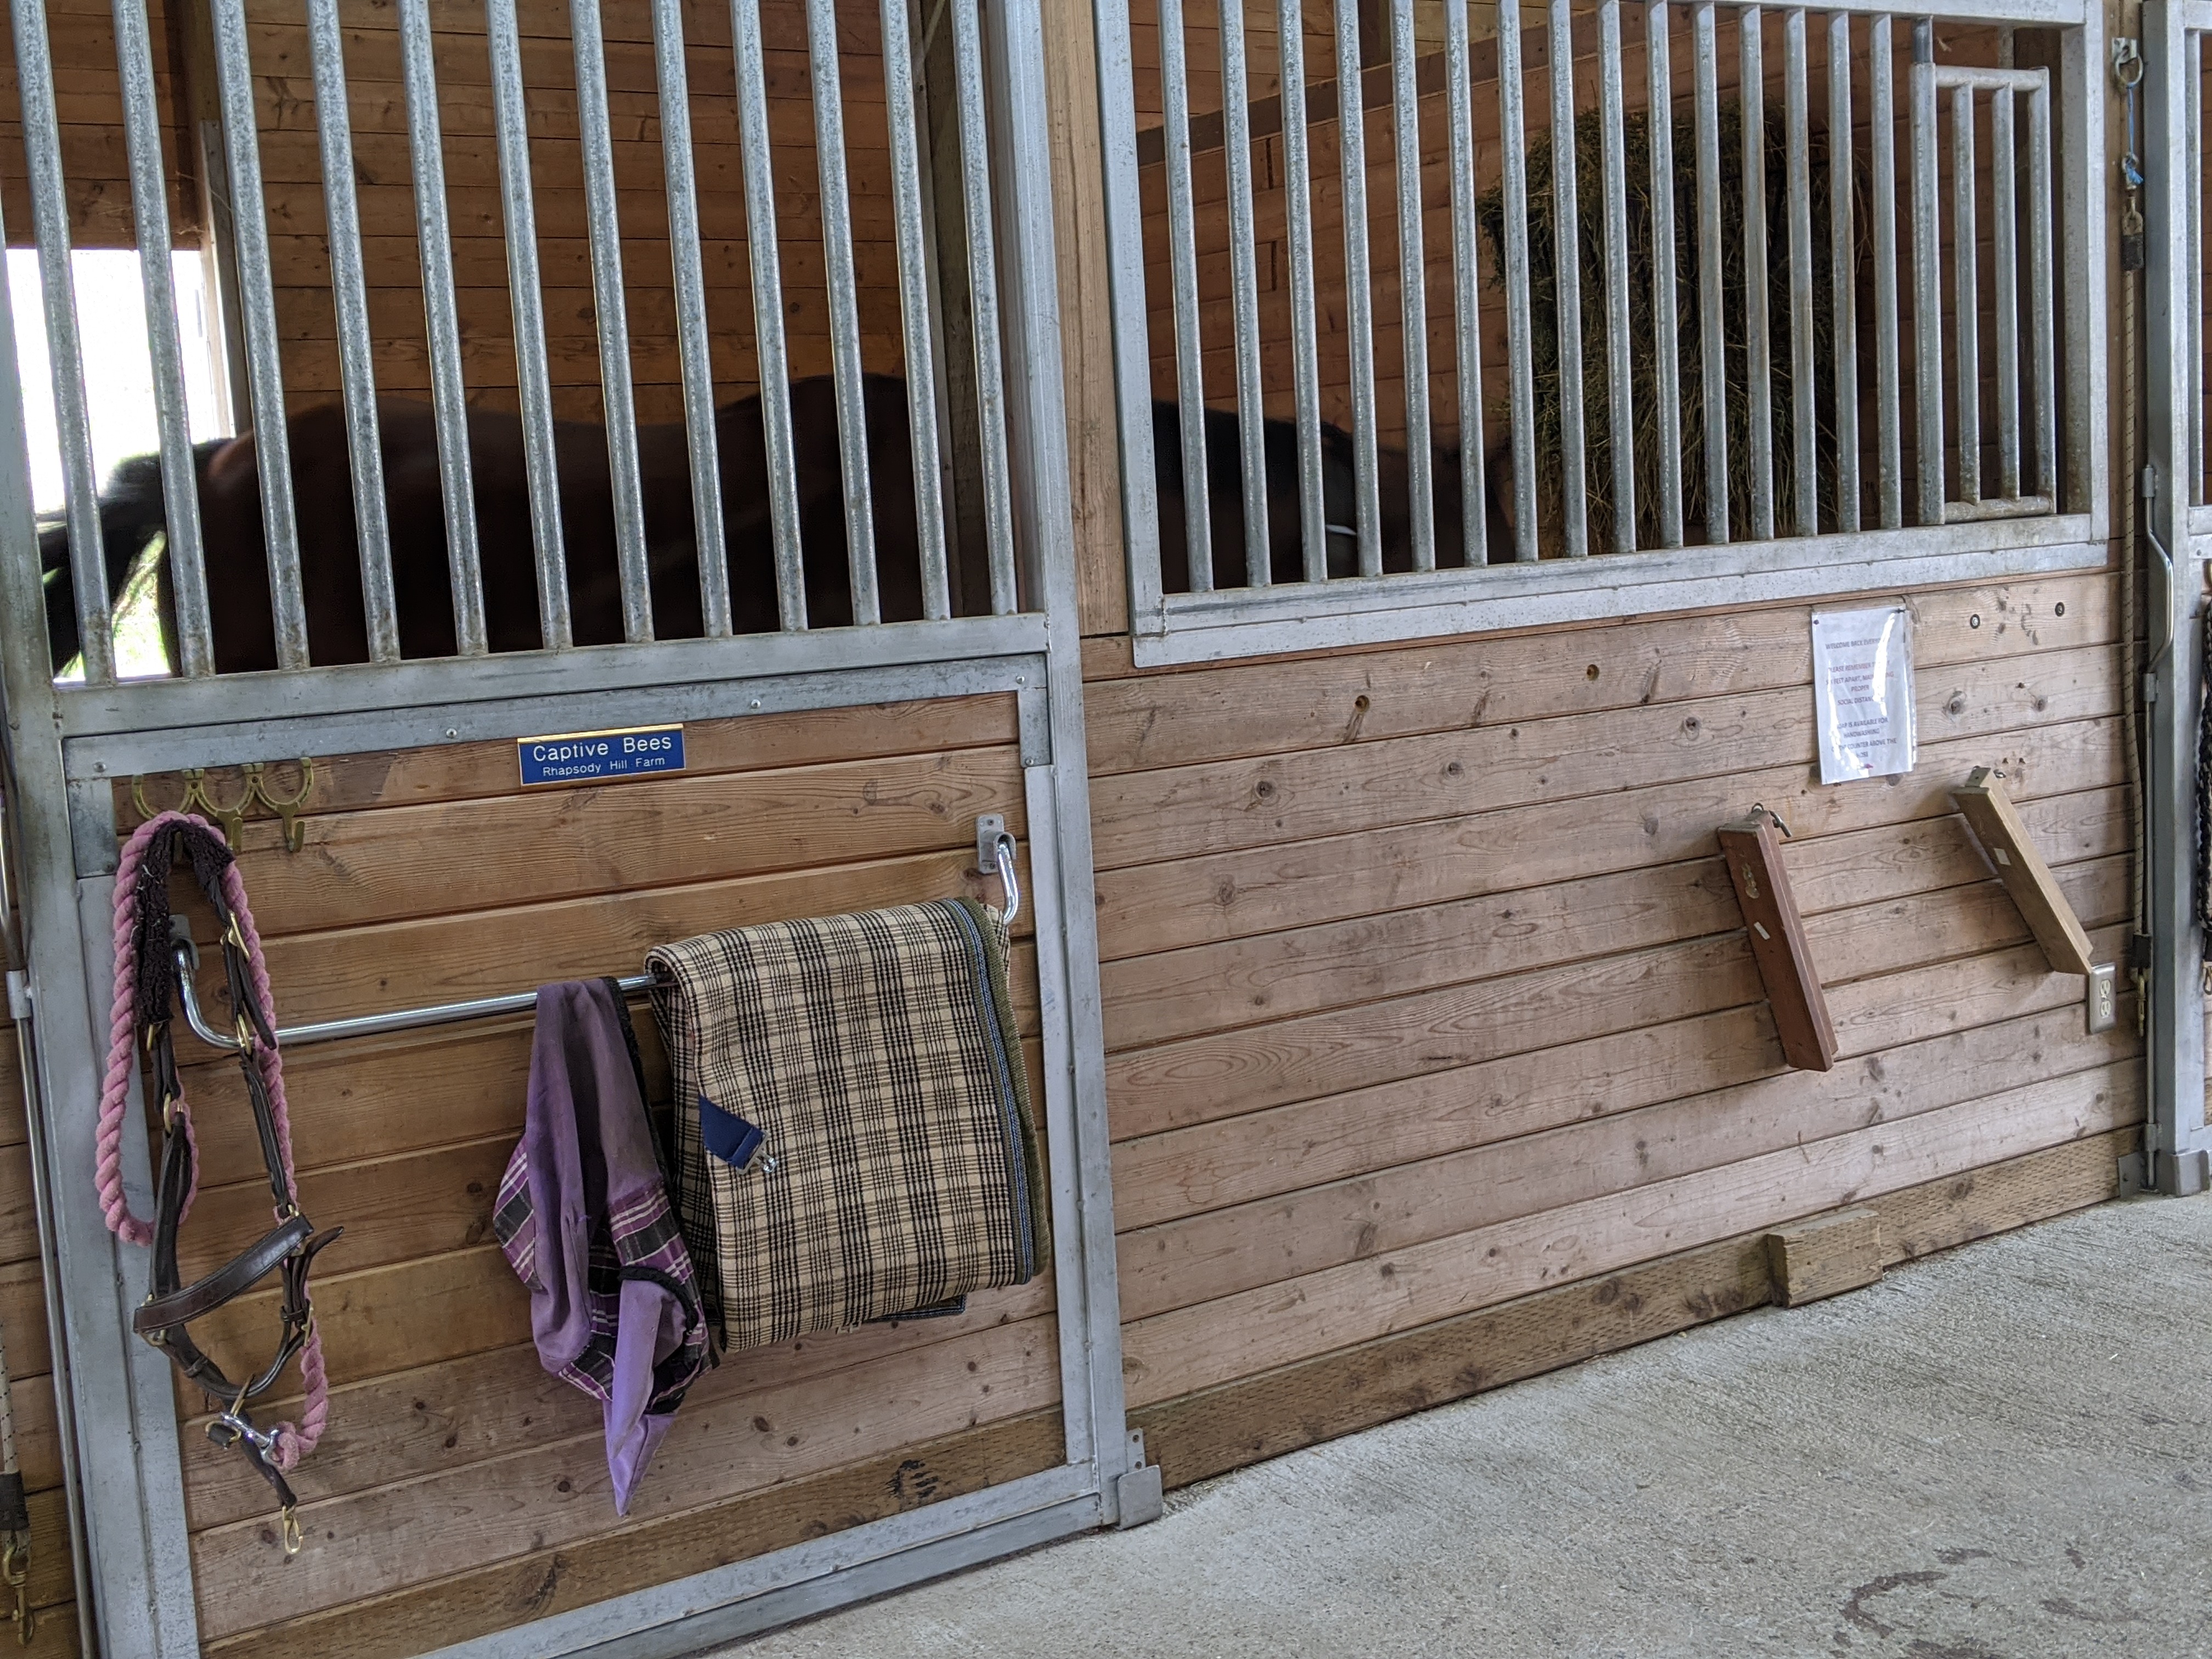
[1075,0,2177,1521]
[0,0,2195,1654]
[0,0,1139,1654]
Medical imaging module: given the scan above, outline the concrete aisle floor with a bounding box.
[729,1193,2212,1658]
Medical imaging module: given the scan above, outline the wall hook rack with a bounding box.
[131,759,318,853]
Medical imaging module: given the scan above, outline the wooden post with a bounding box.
[1952,766,2097,977]
[1717,810,1838,1072]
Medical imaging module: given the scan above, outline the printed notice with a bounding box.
[517,724,686,787]
[1811,606,1915,785]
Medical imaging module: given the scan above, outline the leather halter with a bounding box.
[122,820,340,1545]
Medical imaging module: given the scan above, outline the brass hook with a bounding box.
[198,769,256,848]
[253,758,317,854]
[131,768,208,826]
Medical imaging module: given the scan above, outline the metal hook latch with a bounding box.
[2,1533,30,1646]
[975,815,1021,926]
[206,1404,280,1462]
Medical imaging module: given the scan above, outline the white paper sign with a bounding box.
[1812,605,1916,784]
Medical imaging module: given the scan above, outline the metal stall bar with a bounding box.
[306,0,398,663]
[2190,31,2203,507]
[1158,0,1213,591]
[399,0,487,655]
[208,0,308,666]
[652,0,733,636]
[1550,0,1588,559]
[1279,0,1328,582]
[1649,1,1685,548]
[1599,0,1638,552]
[1784,8,1816,534]
[1871,13,1903,526]
[1828,11,1860,531]
[1742,6,1775,539]
[1910,19,1943,524]
[2027,71,2055,502]
[952,0,1019,613]
[487,0,572,650]
[12,0,111,684]
[882,0,952,618]
[2056,0,2103,528]
[1336,0,1383,573]
[1445,0,1488,565]
[1694,0,1729,542]
[111,0,213,677]
[1991,81,2019,498]
[730,0,808,629]
[1218,0,1273,586]
[1398,0,1437,569]
[573,0,654,640]
[1950,81,1980,503]
[1501,0,1541,560]
[808,0,882,619]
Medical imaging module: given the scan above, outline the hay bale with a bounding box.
[1476,100,1863,545]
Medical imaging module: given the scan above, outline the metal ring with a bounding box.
[992,834,1020,928]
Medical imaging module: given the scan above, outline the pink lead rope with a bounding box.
[94,810,329,1470]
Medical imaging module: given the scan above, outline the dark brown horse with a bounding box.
[40,377,1507,675]
[42,374,929,675]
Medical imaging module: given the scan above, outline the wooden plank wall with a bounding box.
[123,697,1064,1657]
[0,0,908,427]
[0,986,88,1654]
[1082,568,2139,1487]
[0,0,196,247]
[250,0,903,425]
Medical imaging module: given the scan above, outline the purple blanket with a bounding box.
[494,979,710,1514]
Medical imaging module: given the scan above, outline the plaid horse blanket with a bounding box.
[648,897,1049,1351]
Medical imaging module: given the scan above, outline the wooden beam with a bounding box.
[1764,1207,1885,1306]
[1718,811,1838,1071]
[1953,765,2098,977]
[1131,1126,2136,1491]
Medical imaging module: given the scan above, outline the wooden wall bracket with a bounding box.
[1717,808,1839,1072]
[1951,766,2095,977]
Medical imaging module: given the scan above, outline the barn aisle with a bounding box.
[729,1194,2212,1658]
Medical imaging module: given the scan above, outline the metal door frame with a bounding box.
[0,2,1141,1654]
[2143,0,2212,1195]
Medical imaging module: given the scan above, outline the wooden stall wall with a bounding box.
[1081,569,2138,1488]
[0,0,195,247]
[129,698,1063,1658]
[0,0,910,427]
[0,982,87,1653]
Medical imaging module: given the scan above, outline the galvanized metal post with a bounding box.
[0,204,199,1657]
[2141,0,2211,1193]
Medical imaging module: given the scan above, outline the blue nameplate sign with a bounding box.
[517,724,686,787]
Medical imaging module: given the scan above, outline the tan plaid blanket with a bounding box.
[647,898,1048,1351]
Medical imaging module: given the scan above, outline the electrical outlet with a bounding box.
[2086,962,2118,1035]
